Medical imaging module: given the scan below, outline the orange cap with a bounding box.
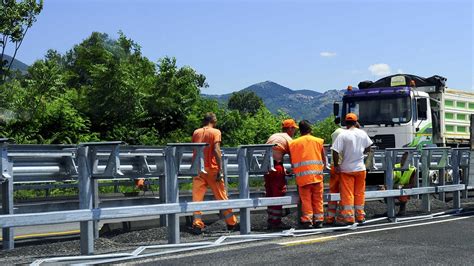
[282,119,298,128]
[345,113,358,121]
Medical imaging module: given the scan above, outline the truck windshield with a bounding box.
[343,96,412,125]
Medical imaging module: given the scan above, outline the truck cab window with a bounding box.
[416,98,428,120]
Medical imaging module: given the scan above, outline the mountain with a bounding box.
[2,55,29,73]
[204,81,344,122]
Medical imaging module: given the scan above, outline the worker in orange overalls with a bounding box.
[325,117,344,224]
[264,119,298,230]
[289,120,326,229]
[331,113,373,225]
[191,112,238,234]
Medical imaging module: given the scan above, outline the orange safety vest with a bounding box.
[289,135,325,186]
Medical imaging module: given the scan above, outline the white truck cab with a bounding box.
[334,74,474,149]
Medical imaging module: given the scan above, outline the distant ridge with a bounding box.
[2,55,29,73]
[203,81,344,122]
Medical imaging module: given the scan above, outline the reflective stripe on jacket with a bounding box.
[289,135,325,186]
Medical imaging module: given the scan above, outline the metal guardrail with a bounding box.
[0,140,472,255]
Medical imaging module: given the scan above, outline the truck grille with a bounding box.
[370,134,395,149]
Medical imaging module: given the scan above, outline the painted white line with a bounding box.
[280,215,473,246]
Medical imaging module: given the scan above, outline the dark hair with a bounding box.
[299,120,312,135]
[334,117,341,125]
[346,120,357,127]
[202,112,217,126]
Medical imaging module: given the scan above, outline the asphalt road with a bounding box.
[135,213,474,265]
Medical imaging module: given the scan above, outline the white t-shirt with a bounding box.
[330,127,344,166]
[331,128,344,144]
[331,127,373,173]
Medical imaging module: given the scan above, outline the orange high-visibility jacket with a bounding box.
[289,135,325,186]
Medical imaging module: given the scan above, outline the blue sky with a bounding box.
[13,0,473,94]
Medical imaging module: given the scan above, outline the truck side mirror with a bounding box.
[417,98,428,120]
[333,102,340,116]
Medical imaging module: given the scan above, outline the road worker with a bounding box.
[325,117,344,225]
[135,178,145,190]
[191,112,238,234]
[289,120,326,229]
[332,113,373,225]
[393,153,417,216]
[264,119,298,230]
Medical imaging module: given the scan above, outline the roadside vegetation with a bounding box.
[1,1,337,199]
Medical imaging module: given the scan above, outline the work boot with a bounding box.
[324,217,336,225]
[267,222,292,231]
[299,222,312,229]
[356,218,366,225]
[335,220,354,227]
[313,221,323,228]
[227,223,240,232]
[398,203,407,216]
[191,226,204,235]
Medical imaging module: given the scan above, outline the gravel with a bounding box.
[1,196,474,264]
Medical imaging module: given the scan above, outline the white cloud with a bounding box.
[320,51,337,57]
[368,63,392,76]
[397,69,404,74]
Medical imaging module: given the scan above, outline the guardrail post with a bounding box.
[237,147,250,234]
[462,150,470,199]
[1,141,14,250]
[223,154,229,191]
[451,149,461,209]
[421,149,431,213]
[384,150,396,220]
[438,167,446,202]
[165,146,180,244]
[92,179,100,239]
[159,174,168,227]
[78,145,94,255]
[414,152,421,200]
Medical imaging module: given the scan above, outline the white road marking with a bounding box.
[280,215,473,246]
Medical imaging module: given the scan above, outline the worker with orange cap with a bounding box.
[191,112,238,234]
[289,120,326,229]
[264,118,298,230]
[331,113,373,225]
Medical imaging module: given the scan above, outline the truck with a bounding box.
[333,74,474,149]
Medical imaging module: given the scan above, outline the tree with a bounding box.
[227,90,264,116]
[311,116,339,142]
[145,57,208,137]
[0,0,43,82]
[62,32,156,140]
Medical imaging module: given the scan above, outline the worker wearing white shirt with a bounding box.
[331,113,373,225]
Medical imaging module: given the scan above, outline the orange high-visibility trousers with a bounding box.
[298,182,324,224]
[325,166,340,224]
[192,168,237,229]
[338,171,366,223]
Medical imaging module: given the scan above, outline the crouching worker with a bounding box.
[289,120,326,229]
[393,153,417,216]
[191,112,238,235]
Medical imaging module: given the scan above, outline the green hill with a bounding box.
[2,55,29,73]
[204,81,344,122]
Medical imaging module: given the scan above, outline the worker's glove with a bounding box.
[216,171,224,182]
